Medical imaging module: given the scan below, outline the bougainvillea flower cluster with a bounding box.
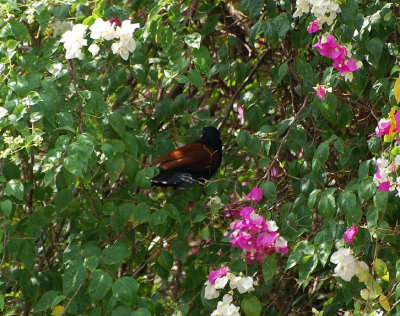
[330,248,368,282]
[313,34,362,81]
[204,266,255,315]
[293,0,341,27]
[229,206,288,262]
[60,18,139,60]
[313,84,332,100]
[344,224,359,243]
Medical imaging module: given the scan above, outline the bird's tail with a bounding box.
[151,170,204,189]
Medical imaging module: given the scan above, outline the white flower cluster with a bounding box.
[205,272,255,316]
[205,272,255,300]
[60,24,88,60]
[59,18,139,60]
[293,0,341,26]
[372,157,394,189]
[330,248,368,282]
[211,294,240,316]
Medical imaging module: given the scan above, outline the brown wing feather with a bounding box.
[154,143,220,175]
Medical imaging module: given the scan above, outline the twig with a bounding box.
[217,49,269,131]
[265,95,310,180]
[0,217,7,275]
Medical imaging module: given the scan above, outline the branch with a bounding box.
[265,95,310,180]
[217,49,269,131]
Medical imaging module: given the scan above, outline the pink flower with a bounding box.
[397,136,400,146]
[208,266,229,284]
[375,119,391,137]
[344,224,359,243]
[313,35,338,59]
[377,181,391,193]
[307,20,320,34]
[256,232,277,249]
[247,187,263,202]
[109,17,122,26]
[238,106,245,125]
[314,85,327,100]
[395,111,400,130]
[185,201,195,212]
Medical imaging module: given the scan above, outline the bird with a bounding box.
[151,126,222,189]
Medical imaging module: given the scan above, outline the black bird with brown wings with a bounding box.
[151,126,222,189]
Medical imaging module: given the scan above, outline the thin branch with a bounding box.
[67,60,83,133]
[0,217,7,275]
[265,95,310,180]
[217,49,269,131]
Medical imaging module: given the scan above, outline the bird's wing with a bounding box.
[154,142,220,173]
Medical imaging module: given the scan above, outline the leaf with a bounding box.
[0,200,12,218]
[63,263,87,296]
[51,305,65,316]
[157,250,173,271]
[262,254,277,282]
[187,69,203,88]
[89,270,113,303]
[9,19,29,41]
[374,259,389,281]
[338,191,356,213]
[5,179,24,200]
[112,277,139,305]
[36,291,59,311]
[102,246,130,265]
[184,32,201,49]
[318,192,336,220]
[202,14,219,38]
[193,46,212,75]
[249,0,264,19]
[261,181,277,203]
[273,62,288,86]
[299,255,318,280]
[379,294,390,312]
[394,77,400,104]
[241,295,261,316]
[366,38,383,65]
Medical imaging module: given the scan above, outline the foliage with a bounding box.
[0,0,400,315]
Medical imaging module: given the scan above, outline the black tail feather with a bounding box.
[151,170,204,189]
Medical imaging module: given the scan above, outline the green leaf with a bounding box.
[338,191,356,213]
[36,290,58,311]
[155,98,174,121]
[202,14,219,38]
[366,38,383,65]
[318,192,336,220]
[273,62,288,86]
[112,277,139,305]
[273,13,290,38]
[374,259,388,279]
[89,270,113,303]
[133,308,152,316]
[184,32,201,49]
[261,181,277,203]
[299,254,318,280]
[5,179,24,200]
[187,69,203,88]
[241,295,261,316]
[102,245,130,265]
[63,263,87,296]
[0,200,12,218]
[366,207,378,229]
[9,19,29,41]
[158,250,174,271]
[194,46,212,75]
[340,0,358,24]
[315,142,329,163]
[135,167,156,189]
[38,8,51,31]
[262,253,277,282]
[249,0,264,19]
[373,191,388,212]
[55,189,72,212]
[358,177,375,202]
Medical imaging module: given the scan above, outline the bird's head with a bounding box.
[200,126,222,151]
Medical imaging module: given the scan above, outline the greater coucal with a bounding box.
[151,126,222,189]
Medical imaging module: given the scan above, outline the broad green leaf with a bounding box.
[262,254,277,282]
[194,46,212,75]
[102,246,130,265]
[36,290,59,312]
[112,277,139,305]
[184,32,201,49]
[338,191,356,213]
[241,295,261,316]
[366,38,383,65]
[89,270,113,303]
[63,263,87,296]
[5,179,24,200]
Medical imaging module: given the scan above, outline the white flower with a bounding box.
[275,236,288,249]
[330,248,360,282]
[89,18,117,40]
[266,220,279,232]
[211,294,240,316]
[227,273,242,290]
[215,276,229,289]
[293,0,310,18]
[237,276,255,294]
[395,155,400,166]
[88,43,100,56]
[344,72,354,82]
[204,281,220,300]
[60,24,88,59]
[111,20,140,60]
